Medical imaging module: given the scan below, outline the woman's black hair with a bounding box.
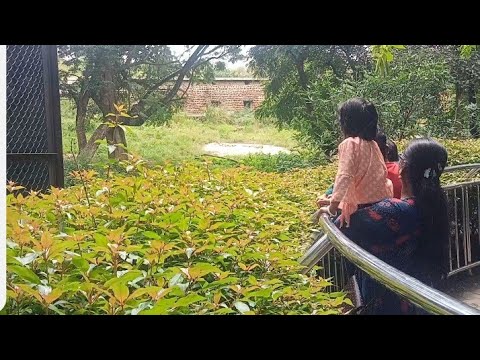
[375,131,387,160]
[338,97,378,141]
[401,138,449,285]
[386,140,399,162]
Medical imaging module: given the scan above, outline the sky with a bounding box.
[169,45,253,68]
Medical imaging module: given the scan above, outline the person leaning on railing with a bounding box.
[335,138,450,314]
[314,98,394,226]
[316,131,402,208]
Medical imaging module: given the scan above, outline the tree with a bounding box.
[58,45,243,160]
[358,47,452,139]
[371,45,480,137]
[248,45,371,154]
[370,45,406,76]
[214,63,253,77]
[442,46,480,137]
[250,45,480,157]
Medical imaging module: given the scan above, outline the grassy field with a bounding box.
[61,100,301,164]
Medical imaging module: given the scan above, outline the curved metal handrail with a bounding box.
[443,164,480,184]
[315,214,480,315]
[299,231,333,275]
[444,163,480,173]
[443,180,480,191]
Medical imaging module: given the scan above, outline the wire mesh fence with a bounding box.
[6,45,63,191]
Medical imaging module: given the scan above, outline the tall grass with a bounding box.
[61,100,301,164]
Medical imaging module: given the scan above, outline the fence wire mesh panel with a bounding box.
[7,160,51,191]
[445,182,480,276]
[6,45,64,191]
[315,247,349,291]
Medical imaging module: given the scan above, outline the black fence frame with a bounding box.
[6,45,64,190]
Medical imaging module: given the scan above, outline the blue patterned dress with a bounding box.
[336,198,429,315]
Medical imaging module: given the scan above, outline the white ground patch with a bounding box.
[203,143,291,156]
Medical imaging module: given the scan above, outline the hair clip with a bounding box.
[424,168,432,178]
[424,168,437,179]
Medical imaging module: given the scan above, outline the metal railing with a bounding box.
[317,214,480,315]
[300,163,480,315]
[444,180,480,277]
[444,163,480,175]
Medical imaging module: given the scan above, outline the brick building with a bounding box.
[180,77,267,116]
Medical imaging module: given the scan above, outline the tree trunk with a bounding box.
[454,83,461,123]
[90,65,129,160]
[294,56,314,117]
[468,85,479,138]
[78,123,108,162]
[106,126,128,160]
[75,91,90,151]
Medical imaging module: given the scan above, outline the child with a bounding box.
[373,132,403,199]
[385,139,402,199]
[316,131,394,207]
[315,98,393,227]
[386,139,399,162]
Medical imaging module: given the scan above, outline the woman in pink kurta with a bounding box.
[317,98,392,227]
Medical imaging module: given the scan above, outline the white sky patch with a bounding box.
[168,45,253,69]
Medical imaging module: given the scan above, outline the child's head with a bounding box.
[375,131,387,160]
[386,139,399,162]
[338,98,378,141]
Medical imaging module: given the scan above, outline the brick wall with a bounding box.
[180,78,266,116]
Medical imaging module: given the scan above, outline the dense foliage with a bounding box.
[249,45,480,156]
[6,137,480,315]
[5,156,347,315]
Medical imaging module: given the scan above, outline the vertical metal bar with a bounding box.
[333,249,339,289]
[323,252,329,291]
[446,190,453,272]
[320,257,325,279]
[466,187,471,264]
[454,188,460,269]
[319,256,324,280]
[328,251,333,279]
[328,256,332,291]
[462,187,468,266]
[477,185,480,249]
[42,45,64,188]
[327,249,335,278]
[340,255,345,289]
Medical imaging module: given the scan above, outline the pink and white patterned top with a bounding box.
[331,137,393,227]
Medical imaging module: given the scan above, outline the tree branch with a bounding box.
[179,70,195,100]
[161,45,208,104]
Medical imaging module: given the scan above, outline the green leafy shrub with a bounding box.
[8,138,478,315]
[5,157,344,315]
[203,106,233,124]
[395,138,480,184]
[396,138,480,165]
[202,107,275,127]
[241,152,328,173]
